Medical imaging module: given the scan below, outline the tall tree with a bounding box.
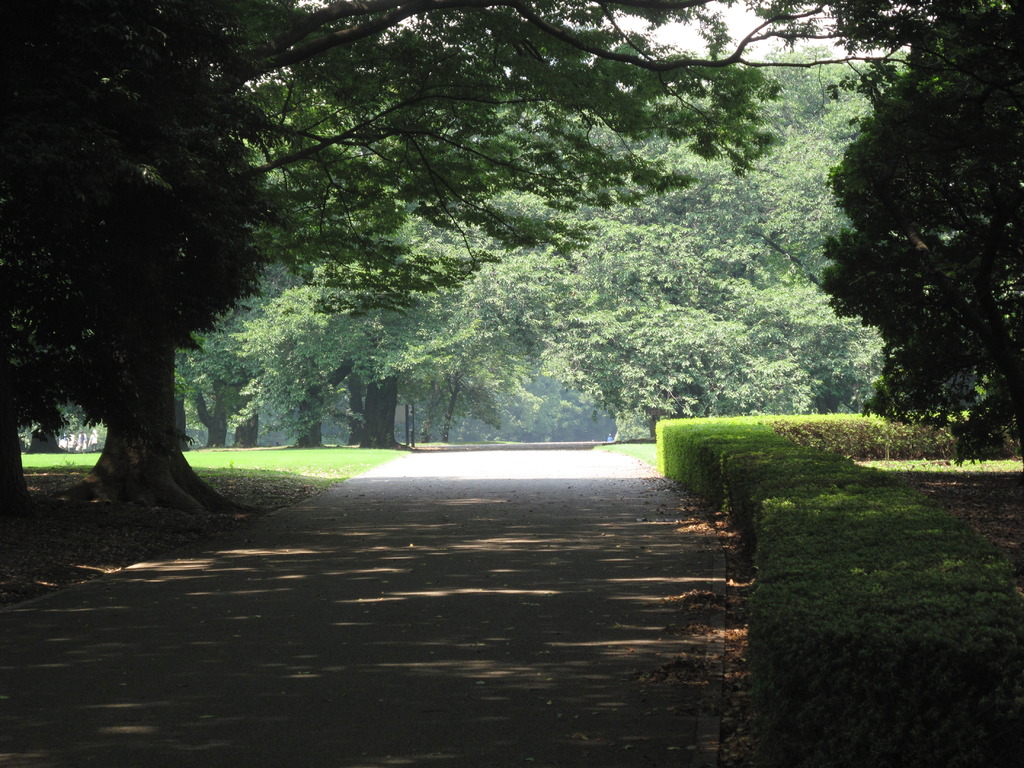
[0,1,849,513]
[178,310,260,449]
[2,0,270,513]
[823,2,1024,464]
[235,283,356,447]
[539,57,881,432]
[397,248,547,442]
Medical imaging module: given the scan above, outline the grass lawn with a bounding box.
[599,442,657,467]
[598,443,1023,477]
[21,446,404,482]
[860,457,1022,473]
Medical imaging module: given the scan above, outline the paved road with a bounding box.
[1,449,724,768]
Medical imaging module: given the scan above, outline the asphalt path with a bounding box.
[1,448,725,768]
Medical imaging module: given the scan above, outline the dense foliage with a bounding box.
[824,2,1024,463]
[538,59,880,433]
[766,414,957,460]
[3,0,807,511]
[657,416,1024,768]
[246,0,784,307]
[2,0,269,510]
[176,54,883,448]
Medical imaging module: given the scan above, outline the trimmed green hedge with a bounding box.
[766,413,957,460]
[657,417,1024,768]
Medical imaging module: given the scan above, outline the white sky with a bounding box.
[623,2,793,56]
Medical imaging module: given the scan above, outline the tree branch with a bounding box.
[251,0,866,77]
[257,0,432,71]
[252,0,412,60]
[750,226,822,287]
[253,84,551,174]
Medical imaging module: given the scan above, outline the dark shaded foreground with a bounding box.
[0,450,724,767]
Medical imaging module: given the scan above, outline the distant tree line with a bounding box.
[4,0,1022,516]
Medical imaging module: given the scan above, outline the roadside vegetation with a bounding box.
[6,3,1024,767]
[599,443,658,466]
[21,446,401,479]
[658,416,1024,768]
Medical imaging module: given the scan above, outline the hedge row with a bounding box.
[765,413,957,460]
[657,417,1024,768]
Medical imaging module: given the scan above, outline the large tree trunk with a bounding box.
[347,375,366,447]
[294,363,351,448]
[234,413,259,448]
[441,376,461,443]
[194,390,229,448]
[295,400,323,448]
[295,420,323,448]
[65,344,240,511]
[644,407,667,441]
[0,353,33,518]
[25,430,64,454]
[360,377,399,449]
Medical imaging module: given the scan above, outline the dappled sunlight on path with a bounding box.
[0,449,724,768]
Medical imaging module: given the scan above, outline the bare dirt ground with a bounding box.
[5,460,1023,767]
[1,471,315,606]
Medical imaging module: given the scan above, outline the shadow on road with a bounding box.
[1,450,723,768]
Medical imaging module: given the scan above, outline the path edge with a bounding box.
[690,503,728,768]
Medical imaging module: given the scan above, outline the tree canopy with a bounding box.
[13,1,1006,513]
[246,0,798,308]
[536,58,880,433]
[6,0,826,513]
[2,0,270,511]
[180,55,879,450]
[824,1,1024,461]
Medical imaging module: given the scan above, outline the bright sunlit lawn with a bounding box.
[21,445,404,482]
[599,442,657,467]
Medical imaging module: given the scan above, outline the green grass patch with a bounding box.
[861,457,1022,474]
[21,453,99,470]
[22,446,403,481]
[598,442,657,467]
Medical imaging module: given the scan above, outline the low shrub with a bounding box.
[657,417,1024,768]
[765,413,956,460]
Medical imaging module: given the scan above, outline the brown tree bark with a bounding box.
[64,344,241,511]
[360,377,399,449]
[194,390,229,448]
[295,418,323,448]
[233,413,259,448]
[294,362,352,447]
[0,354,34,518]
[347,375,366,446]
